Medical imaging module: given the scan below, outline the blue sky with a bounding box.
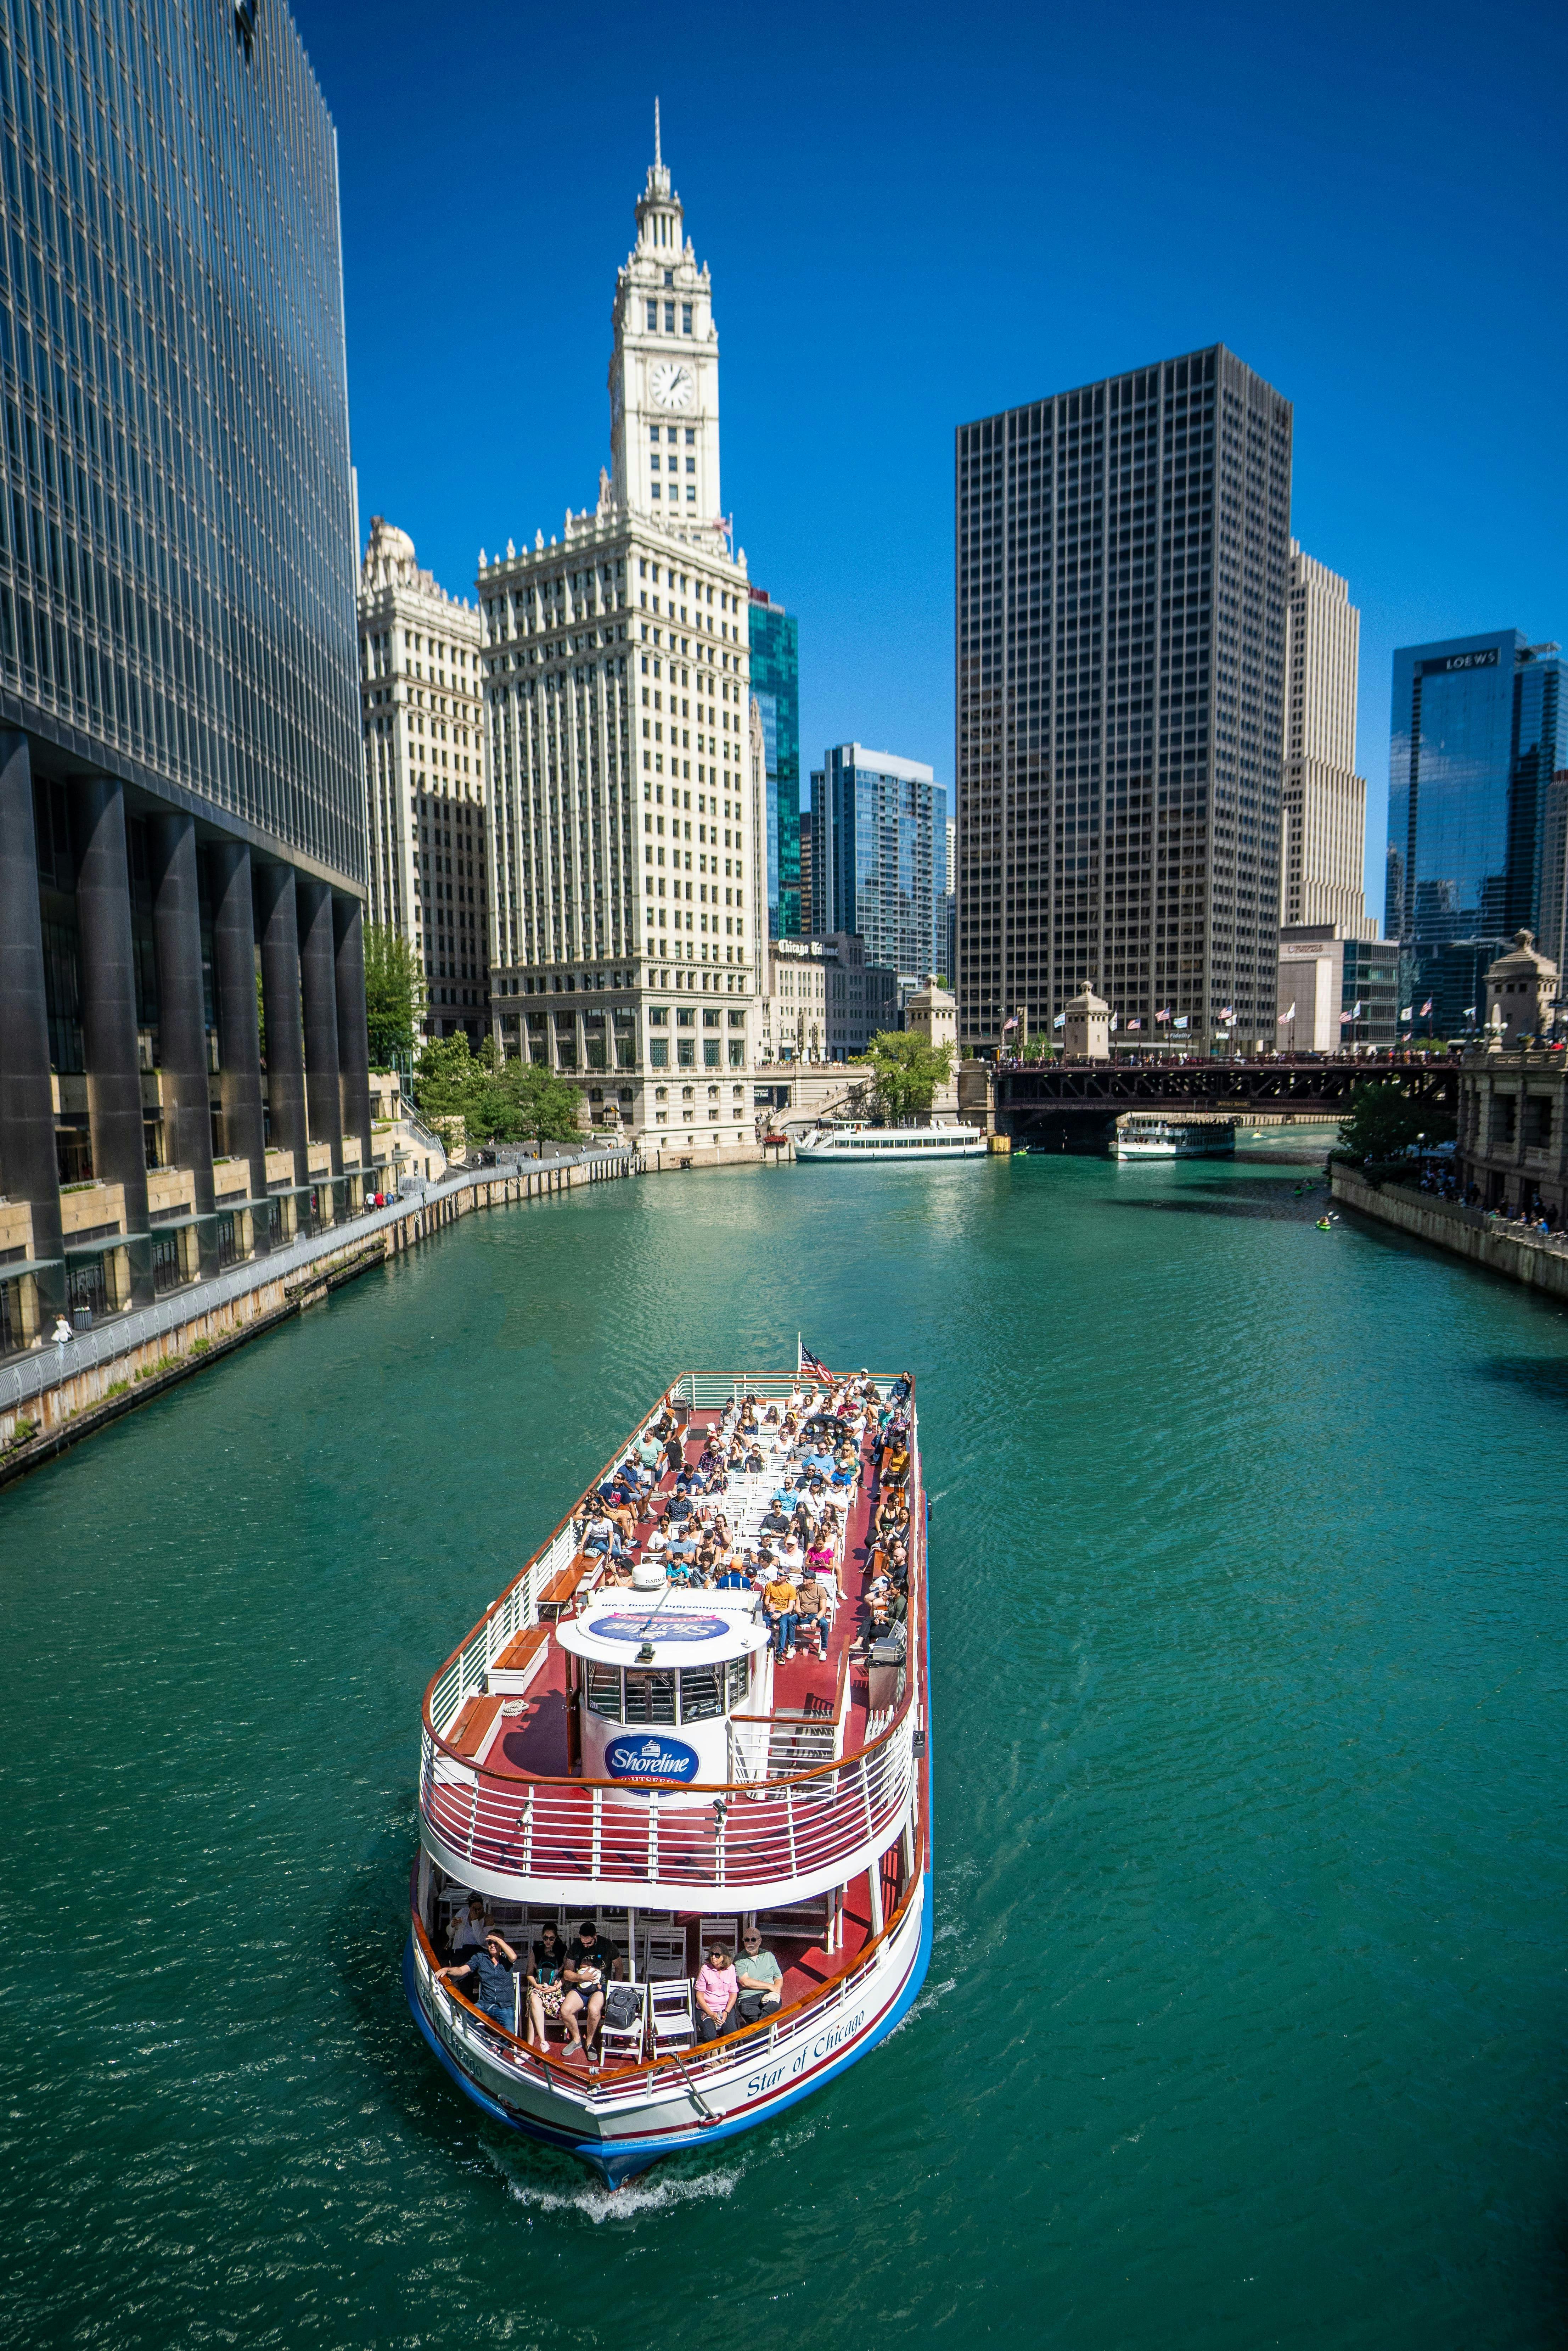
[297,0,1566,905]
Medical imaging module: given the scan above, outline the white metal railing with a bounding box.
[420,1708,915,1904]
[1,1152,641,1412]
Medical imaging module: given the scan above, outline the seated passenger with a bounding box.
[714,1555,750,1591]
[438,1928,519,2034]
[524,1922,569,2050]
[779,1534,806,1578]
[636,1430,663,1472]
[448,1892,489,1963]
[735,1927,783,2024]
[760,1500,791,1539]
[794,1571,828,1660]
[561,1920,617,2061]
[694,1942,739,2042]
[762,1568,799,1659]
[582,1508,615,1557]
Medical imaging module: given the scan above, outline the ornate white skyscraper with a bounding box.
[1280,541,1369,932]
[477,119,764,1160]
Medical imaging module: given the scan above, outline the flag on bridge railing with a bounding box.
[1053,1012,1065,1028]
[1219,1006,1234,1022]
[1126,1017,1142,1030]
[1277,1003,1295,1023]
[1156,1007,1171,1023]
[1173,1015,1189,1031]
[1420,999,1433,1017]
[1400,1006,1413,1020]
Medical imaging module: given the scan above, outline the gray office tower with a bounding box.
[956,346,1292,1054]
[0,0,366,1352]
[1386,633,1567,1035]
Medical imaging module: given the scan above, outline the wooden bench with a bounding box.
[447,1693,506,1763]
[537,1554,592,1621]
[488,1623,551,1695]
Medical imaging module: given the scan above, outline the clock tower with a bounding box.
[609,105,722,537]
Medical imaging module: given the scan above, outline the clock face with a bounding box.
[650,361,695,412]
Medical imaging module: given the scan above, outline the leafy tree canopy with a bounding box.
[364,925,424,1067]
[412,1033,583,1151]
[862,1029,955,1123]
[1337,1081,1454,1161]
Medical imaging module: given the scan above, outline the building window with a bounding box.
[646,300,657,330]
[682,303,692,333]
[664,302,676,331]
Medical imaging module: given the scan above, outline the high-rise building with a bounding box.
[358,521,487,1042]
[1386,632,1567,1034]
[1281,543,1368,931]
[944,814,956,986]
[478,121,765,1156]
[748,586,800,938]
[799,807,814,934]
[956,346,1293,1055]
[810,745,949,993]
[0,0,367,1353]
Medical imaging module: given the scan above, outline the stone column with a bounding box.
[333,893,374,1183]
[0,732,66,1318]
[297,875,343,1176]
[255,862,309,1175]
[207,840,269,1233]
[69,776,153,1306]
[147,811,217,1277]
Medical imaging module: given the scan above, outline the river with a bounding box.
[2,1142,1565,2347]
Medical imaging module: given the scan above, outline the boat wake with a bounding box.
[886,1974,957,2037]
[489,2144,747,2223]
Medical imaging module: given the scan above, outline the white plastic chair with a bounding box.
[598,1983,647,2064]
[642,1925,688,1980]
[698,1914,739,1956]
[650,1977,696,2053]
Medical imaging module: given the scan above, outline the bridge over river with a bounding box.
[991,1055,1458,1152]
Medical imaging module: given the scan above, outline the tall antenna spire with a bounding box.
[654,97,661,169]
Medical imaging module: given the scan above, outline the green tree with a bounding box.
[412,1034,584,1154]
[364,924,424,1066]
[1337,1081,1454,1161]
[862,1029,955,1123]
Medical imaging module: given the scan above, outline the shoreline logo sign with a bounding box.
[590,1613,729,1644]
[604,1733,701,1782]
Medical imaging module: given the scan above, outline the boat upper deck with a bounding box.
[418,1370,924,1911]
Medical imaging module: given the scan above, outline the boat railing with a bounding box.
[420,1702,916,1902]
[409,1816,926,2105]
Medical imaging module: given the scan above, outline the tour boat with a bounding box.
[1111,1114,1237,1161]
[404,1362,932,2185]
[793,1120,987,1162]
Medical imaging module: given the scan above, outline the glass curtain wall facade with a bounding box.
[810,742,947,991]
[956,346,1292,1054]
[0,0,367,1352]
[1386,633,1567,1034]
[747,587,799,937]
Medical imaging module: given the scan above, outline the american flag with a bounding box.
[799,1343,833,1382]
[1126,1017,1142,1031]
[1155,1007,1171,1023]
[1420,999,1433,1017]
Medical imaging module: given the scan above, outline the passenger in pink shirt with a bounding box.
[694,1943,739,2043]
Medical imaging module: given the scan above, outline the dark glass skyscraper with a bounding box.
[747,587,799,937]
[1385,633,1566,1033]
[956,346,1292,1053]
[0,0,366,1349]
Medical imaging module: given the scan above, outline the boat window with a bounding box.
[622,1668,677,1724]
[725,1655,749,1708]
[586,1662,622,1719]
[679,1664,724,1722]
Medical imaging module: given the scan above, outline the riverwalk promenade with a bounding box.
[0,1144,646,1486]
[1330,1163,1568,1301]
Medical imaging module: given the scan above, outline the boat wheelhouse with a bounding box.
[405,1364,931,2185]
[794,1121,987,1162]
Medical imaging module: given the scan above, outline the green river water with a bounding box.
[2,1143,1567,2347]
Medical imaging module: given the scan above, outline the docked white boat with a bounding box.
[794,1119,987,1162]
[405,1362,931,2185]
[1112,1113,1237,1161]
